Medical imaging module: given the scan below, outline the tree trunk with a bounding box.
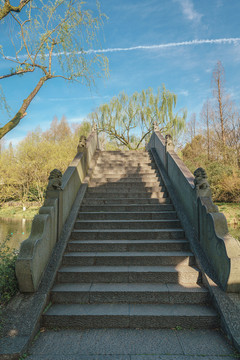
[0,76,49,139]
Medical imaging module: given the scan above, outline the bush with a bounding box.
[0,239,19,305]
[218,175,240,202]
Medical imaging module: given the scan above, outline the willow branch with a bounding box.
[0,67,34,79]
[1,52,48,76]
[10,12,34,64]
[51,75,74,81]
[34,8,74,63]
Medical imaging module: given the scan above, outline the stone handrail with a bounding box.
[147,130,240,292]
[16,128,98,292]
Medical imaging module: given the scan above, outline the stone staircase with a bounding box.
[42,150,219,329]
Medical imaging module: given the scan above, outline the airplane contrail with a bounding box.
[85,38,240,54]
[4,37,240,61]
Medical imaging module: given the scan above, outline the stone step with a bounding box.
[93,168,157,174]
[96,161,154,166]
[57,265,200,284]
[89,182,164,189]
[62,251,195,266]
[81,198,171,206]
[84,191,168,199]
[86,186,166,194]
[80,204,175,212]
[78,211,177,220]
[71,228,185,240]
[93,166,158,173]
[67,239,190,252]
[91,175,159,182]
[93,168,158,174]
[88,183,164,191]
[51,283,209,305]
[74,219,181,230]
[90,177,160,184]
[99,151,148,155]
[97,152,150,157]
[42,303,218,329]
[98,154,150,159]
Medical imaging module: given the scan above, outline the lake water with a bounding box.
[0,217,32,250]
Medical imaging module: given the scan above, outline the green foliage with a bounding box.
[76,121,92,138]
[0,117,92,204]
[182,135,240,203]
[0,238,19,305]
[19,353,30,360]
[174,326,183,331]
[91,86,187,150]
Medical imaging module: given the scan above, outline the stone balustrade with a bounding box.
[16,128,98,292]
[147,130,240,292]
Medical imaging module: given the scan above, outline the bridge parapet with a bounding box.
[16,127,98,292]
[147,130,240,293]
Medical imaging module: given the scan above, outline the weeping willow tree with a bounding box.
[90,86,187,150]
[0,0,108,139]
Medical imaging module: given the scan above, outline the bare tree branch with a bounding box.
[0,75,49,139]
[0,0,31,20]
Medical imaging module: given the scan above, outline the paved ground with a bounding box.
[25,328,240,360]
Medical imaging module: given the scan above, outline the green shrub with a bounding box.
[0,239,19,305]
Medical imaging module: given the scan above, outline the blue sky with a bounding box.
[1,0,240,147]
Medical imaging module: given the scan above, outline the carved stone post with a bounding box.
[92,123,97,132]
[92,123,99,149]
[46,168,63,239]
[193,167,218,212]
[194,167,219,246]
[77,135,87,153]
[165,134,173,173]
[46,169,62,191]
[153,121,158,132]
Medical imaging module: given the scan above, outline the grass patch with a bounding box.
[216,202,240,241]
[0,204,39,220]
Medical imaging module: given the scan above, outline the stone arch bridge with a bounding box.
[2,126,240,358]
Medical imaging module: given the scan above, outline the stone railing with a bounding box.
[16,127,99,292]
[147,130,240,292]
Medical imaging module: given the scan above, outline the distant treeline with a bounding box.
[0,117,91,205]
[180,62,240,203]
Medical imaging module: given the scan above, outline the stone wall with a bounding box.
[16,128,98,292]
[147,131,240,293]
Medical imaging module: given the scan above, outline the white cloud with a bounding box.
[179,90,189,96]
[173,0,202,23]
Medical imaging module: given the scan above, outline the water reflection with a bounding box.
[0,217,32,250]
